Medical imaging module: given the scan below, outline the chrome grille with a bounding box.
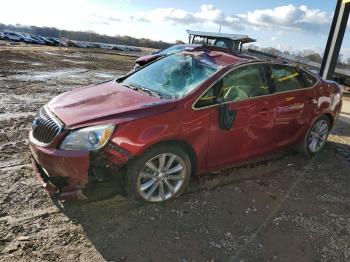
[31,107,62,144]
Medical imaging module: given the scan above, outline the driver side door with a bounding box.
[195,63,278,170]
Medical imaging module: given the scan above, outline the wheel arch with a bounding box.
[143,139,198,176]
[322,113,334,128]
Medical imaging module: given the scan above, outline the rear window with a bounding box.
[301,70,318,87]
[270,65,306,93]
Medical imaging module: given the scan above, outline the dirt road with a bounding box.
[1,46,350,262]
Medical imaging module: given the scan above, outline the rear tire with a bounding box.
[298,116,330,157]
[126,145,191,203]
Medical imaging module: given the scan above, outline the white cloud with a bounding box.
[0,1,338,43]
[126,4,333,34]
[130,4,243,31]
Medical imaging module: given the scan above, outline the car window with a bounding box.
[194,64,269,108]
[270,65,306,92]
[220,64,269,102]
[195,81,222,108]
[214,40,230,48]
[301,70,318,88]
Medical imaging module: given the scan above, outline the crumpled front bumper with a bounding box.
[29,141,90,200]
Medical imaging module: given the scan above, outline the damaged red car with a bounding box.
[29,47,342,203]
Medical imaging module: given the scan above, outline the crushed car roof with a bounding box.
[181,48,257,67]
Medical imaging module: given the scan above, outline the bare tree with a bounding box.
[304,53,323,63]
[338,54,344,64]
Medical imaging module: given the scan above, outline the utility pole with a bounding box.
[58,29,62,53]
[219,25,222,33]
[89,31,92,59]
[320,0,350,79]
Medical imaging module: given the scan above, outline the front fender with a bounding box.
[108,107,211,174]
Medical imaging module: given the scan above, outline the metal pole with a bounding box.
[59,30,61,53]
[89,31,92,58]
[320,0,350,79]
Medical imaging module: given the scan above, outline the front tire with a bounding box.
[126,145,191,203]
[299,116,330,157]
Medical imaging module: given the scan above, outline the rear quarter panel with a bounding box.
[314,80,342,124]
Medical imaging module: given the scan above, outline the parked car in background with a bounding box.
[112,45,123,51]
[29,46,342,203]
[133,44,201,71]
[100,43,113,49]
[47,37,66,46]
[21,34,35,44]
[89,42,101,48]
[67,40,78,47]
[18,33,34,43]
[36,36,55,46]
[40,37,51,45]
[74,41,89,48]
[47,37,59,46]
[30,35,45,45]
[125,46,141,52]
[2,31,32,43]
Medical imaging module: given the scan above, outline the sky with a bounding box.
[0,0,349,59]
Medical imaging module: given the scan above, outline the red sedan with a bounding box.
[29,47,343,203]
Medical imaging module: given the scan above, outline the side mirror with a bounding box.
[219,102,236,130]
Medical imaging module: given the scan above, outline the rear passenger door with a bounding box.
[267,64,318,147]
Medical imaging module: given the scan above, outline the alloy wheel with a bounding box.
[137,153,186,202]
[308,119,329,153]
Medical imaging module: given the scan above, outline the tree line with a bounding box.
[0,23,171,49]
[248,44,350,68]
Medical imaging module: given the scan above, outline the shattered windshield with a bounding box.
[159,45,187,55]
[122,53,219,98]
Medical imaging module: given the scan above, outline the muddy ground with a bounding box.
[1,45,350,262]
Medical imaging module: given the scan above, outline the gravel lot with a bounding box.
[1,45,350,262]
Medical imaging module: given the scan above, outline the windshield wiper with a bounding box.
[126,83,163,98]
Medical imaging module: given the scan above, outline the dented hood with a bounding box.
[48,80,177,128]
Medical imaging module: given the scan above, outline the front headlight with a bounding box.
[60,125,115,151]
